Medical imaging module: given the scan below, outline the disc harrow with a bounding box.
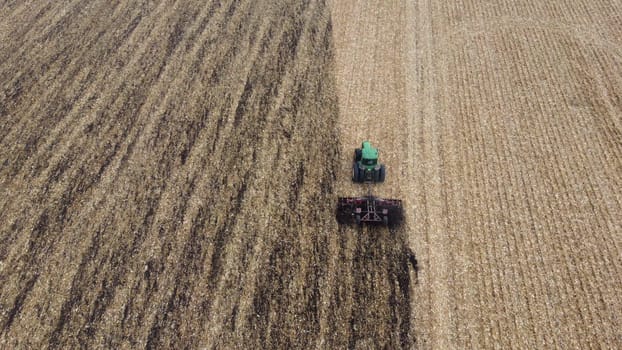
[336,195,403,226]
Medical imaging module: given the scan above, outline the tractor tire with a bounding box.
[352,163,360,182]
[373,168,381,182]
[378,165,386,182]
[354,148,362,162]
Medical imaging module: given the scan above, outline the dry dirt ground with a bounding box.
[1,0,621,349]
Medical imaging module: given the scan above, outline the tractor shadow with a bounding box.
[341,224,418,349]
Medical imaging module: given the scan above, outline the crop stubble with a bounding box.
[407,0,622,348]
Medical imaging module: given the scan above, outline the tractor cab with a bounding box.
[360,142,378,167]
[353,141,386,183]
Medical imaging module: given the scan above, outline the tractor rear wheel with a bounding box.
[352,163,360,182]
[373,168,381,182]
[354,148,362,161]
[378,165,386,182]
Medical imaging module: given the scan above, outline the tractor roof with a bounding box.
[361,141,378,159]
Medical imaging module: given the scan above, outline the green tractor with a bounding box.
[352,141,386,183]
[337,140,403,226]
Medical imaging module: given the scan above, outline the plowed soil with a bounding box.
[1,0,621,349]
